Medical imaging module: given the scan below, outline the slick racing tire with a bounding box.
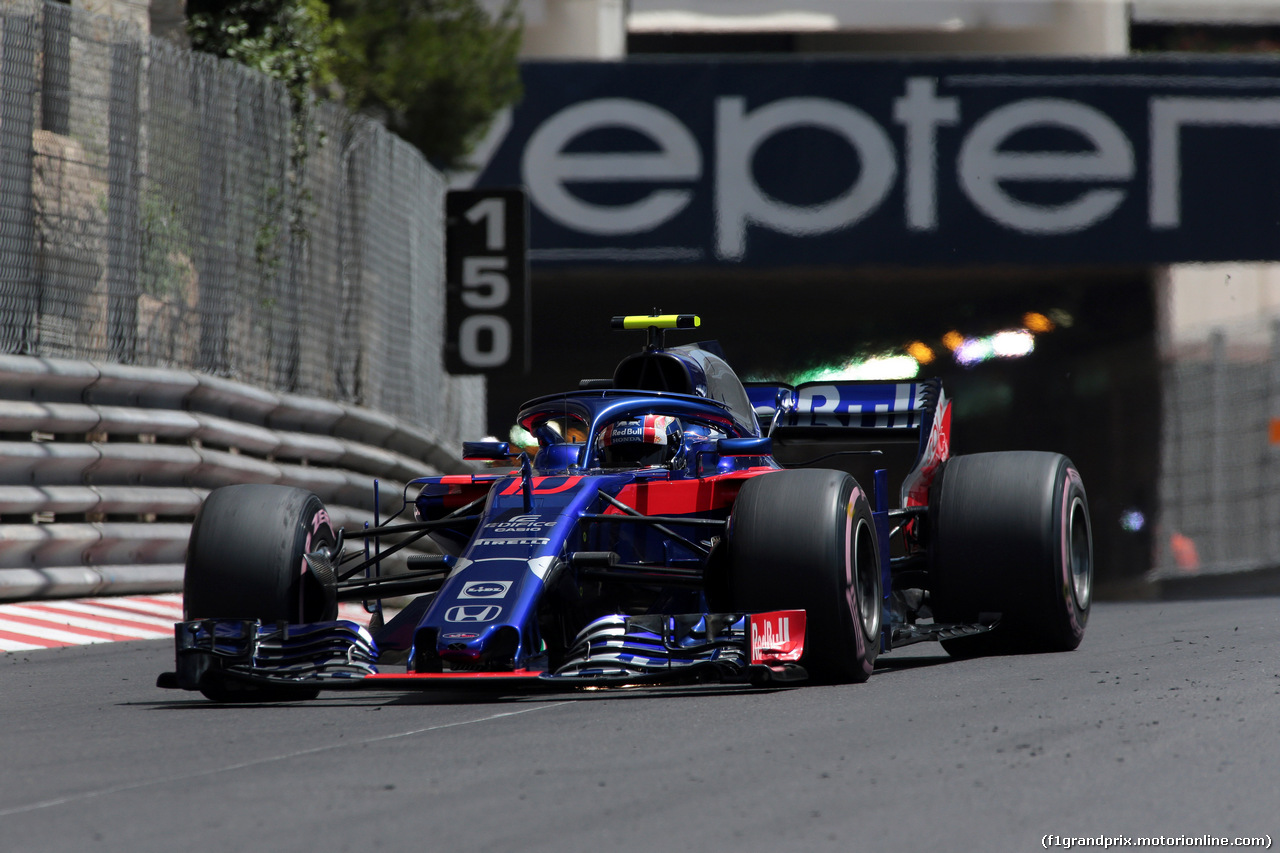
[184,485,338,701]
[727,469,882,684]
[930,451,1093,657]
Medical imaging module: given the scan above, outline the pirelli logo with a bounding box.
[473,537,550,546]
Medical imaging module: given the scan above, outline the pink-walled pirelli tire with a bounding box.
[726,469,882,684]
[184,484,338,701]
[929,452,1093,657]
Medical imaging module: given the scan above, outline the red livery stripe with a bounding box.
[607,468,774,516]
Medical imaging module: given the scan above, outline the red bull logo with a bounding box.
[749,610,806,664]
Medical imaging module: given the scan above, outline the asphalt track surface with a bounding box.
[1,599,1277,853]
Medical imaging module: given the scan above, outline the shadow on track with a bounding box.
[133,682,794,710]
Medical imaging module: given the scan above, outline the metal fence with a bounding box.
[0,0,483,438]
[1156,317,1280,581]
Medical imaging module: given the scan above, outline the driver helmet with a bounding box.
[596,415,683,469]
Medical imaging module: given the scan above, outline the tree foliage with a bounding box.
[327,0,523,169]
[188,0,339,103]
[187,0,522,171]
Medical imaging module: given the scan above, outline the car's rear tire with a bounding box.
[726,469,882,683]
[930,451,1092,657]
[184,484,338,701]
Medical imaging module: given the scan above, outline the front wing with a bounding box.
[158,610,810,695]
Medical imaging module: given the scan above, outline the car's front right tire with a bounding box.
[726,469,882,683]
[184,484,338,701]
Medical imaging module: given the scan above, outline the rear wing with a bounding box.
[746,381,937,433]
[745,380,950,507]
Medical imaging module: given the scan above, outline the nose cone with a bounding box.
[436,623,522,670]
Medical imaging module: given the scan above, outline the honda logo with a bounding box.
[445,605,503,623]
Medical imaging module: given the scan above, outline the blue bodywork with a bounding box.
[405,387,775,677]
[166,325,975,695]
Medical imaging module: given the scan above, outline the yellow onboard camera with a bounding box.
[611,313,700,350]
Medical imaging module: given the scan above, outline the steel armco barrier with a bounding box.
[0,355,474,601]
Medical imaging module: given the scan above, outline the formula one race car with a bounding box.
[159,314,1093,701]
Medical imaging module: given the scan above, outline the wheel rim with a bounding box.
[1067,495,1092,611]
[298,502,337,623]
[853,516,881,640]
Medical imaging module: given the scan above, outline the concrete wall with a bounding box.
[629,0,1129,56]
[517,0,626,59]
[1164,264,1280,354]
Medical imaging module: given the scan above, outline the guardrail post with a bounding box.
[1210,328,1227,568]
[1269,319,1280,564]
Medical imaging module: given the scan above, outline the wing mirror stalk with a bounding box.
[462,441,534,511]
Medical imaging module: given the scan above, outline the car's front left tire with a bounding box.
[929,451,1092,657]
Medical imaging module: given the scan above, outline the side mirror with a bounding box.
[775,387,794,412]
[535,442,584,471]
[462,440,513,461]
[717,437,772,457]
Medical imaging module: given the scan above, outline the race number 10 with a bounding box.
[445,189,530,374]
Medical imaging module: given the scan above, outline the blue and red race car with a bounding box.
[159,314,1093,701]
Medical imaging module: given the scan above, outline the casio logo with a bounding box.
[485,515,556,534]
